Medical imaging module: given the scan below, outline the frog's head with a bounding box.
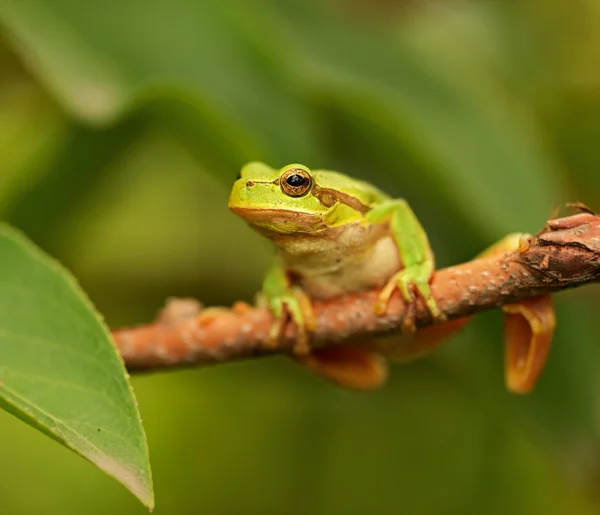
[228,162,370,235]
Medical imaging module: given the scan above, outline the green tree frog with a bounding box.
[229,162,555,393]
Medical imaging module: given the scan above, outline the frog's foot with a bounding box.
[475,233,556,393]
[265,287,316,356]
[502,295,555,394]
[293,344,388,390]
[374,264,446,330]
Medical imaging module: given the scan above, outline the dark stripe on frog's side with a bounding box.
[311,184,371,214]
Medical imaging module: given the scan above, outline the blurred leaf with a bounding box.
[0,224,153,509]
[0,0,323,169]
[60,133,272,321]
[517,293,600,440]
[0,44,68,209]
[3,118,145,258]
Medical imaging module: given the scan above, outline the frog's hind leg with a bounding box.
[294,318,471,390]
[478,233,556,394]
[292,345,389,390]
[372,317,471,362]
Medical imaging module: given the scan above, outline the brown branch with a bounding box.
[112,211,600,372]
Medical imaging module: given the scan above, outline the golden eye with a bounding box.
[280,168,312,197]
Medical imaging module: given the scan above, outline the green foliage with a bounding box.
[0,225,152,508]
[1,0,600,513]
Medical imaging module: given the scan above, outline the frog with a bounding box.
[228,162,556,393]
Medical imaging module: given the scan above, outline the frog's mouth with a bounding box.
[229,206,327,235]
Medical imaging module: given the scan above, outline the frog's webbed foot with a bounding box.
[503,295,555,394]
[260,287,316,356]
[374,263,446,332]
[478,233,556,393]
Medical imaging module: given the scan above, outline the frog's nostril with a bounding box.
[246,181,255,187]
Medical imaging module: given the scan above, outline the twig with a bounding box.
[112,211,600,372]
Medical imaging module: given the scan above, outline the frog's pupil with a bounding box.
[287,174,306,187]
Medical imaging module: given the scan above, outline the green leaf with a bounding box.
[0,224,153,509]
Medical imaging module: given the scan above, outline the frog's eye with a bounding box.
[280,168,312,197]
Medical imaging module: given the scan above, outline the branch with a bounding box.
[112,210,600,372]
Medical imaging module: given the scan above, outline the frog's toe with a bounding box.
[400,302,417,333]
[423,290,446,324]
[374,272,402,316]
[375,266,446,329]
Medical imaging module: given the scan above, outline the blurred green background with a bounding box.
[2,0,600,513]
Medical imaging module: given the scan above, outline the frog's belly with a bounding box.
[297,236,401,300]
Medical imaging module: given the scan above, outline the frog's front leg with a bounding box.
[260,260,317,355]
[261,261,390,389]
[366,199,446,330]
